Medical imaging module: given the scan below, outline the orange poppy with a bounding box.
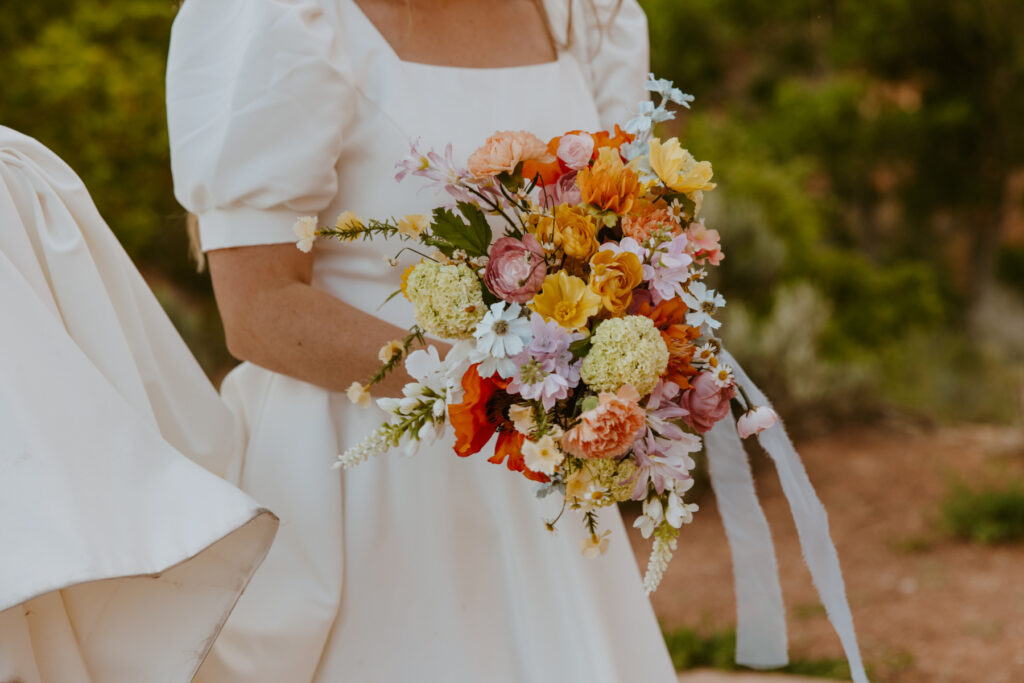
[637,298,701,389]
[489,430,550,483]
[449,364,507,458]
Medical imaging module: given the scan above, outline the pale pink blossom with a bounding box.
[686,222,724,265]
[557,133,595,170]
[737,406,779,438]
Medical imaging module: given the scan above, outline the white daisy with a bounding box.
[681,281,726,330]
[471,302,532,378]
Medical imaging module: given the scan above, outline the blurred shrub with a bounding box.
[662,627,853,678]
[943,482,1024,544]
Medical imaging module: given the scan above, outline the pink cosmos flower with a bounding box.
[484,234,547,303]
[557,133,596,171]
[678,371,736,434]
[737,406,779,438]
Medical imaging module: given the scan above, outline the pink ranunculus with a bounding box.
[678,371,736,433]
[736,406,779,438]
[484,234,547,303]
[467,130,554,179]
[538,171,582,208]
[557,133,595,171]
[562,385,646,459]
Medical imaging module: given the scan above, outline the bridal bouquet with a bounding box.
[295,76,778,592]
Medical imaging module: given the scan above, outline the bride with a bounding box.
[167,0,682,680]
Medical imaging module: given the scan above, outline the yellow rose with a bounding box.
[647,138,716,195]
[531,205,599,261]
[530,270,602,331]
[588,249,644,316]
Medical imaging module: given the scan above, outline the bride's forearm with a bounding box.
[206,243,425,396]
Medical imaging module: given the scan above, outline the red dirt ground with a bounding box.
[626,424,1024,683]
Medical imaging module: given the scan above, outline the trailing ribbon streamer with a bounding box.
[710,349,869,682]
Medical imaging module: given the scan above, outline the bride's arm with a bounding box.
[207,244,421,397]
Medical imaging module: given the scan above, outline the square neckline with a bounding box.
[345,0,563,72]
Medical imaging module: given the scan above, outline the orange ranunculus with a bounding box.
[588,249,644,316]
[637,298,701,389]
[489,429,550,483]
[449,364,507,457]
[532,204,599,261]
[577,147,641,215]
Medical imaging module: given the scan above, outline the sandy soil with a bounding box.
[626,424,1024,683]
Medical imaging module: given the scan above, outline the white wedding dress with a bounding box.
[0,128,278,682]
[167,0,682,681]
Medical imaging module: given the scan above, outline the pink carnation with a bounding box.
[622,205,682,243]
[484,234,547,303]
[678,371,736,433]
[467,130,554,179]
[737,406,779,438]
[562,385,646,459]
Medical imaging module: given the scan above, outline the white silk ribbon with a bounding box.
[705,349,869,682]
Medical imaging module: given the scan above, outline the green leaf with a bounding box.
[429,204,492,258]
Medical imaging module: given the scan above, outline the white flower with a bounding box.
[633,514,657,539]
[346,381,372,407]
[508,403,535,435]
[681,281,726,330]
[335,210,362,231]
[737,406,780,439]
[378,339,403,363]
[376,397,402,414]
[293,216,318,253]
[665,492,699,528]
[580,530,611,558]
[711,363,734,388]
[522,435,564,476]
[471,302,532,378]
[397,213,430,238]
[643,497,664,523]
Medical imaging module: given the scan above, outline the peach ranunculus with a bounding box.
[467,130,555,179]
[577,147,642,217]
[588,249,644,316]
[531,204,599,261]
[622,203,683,243]
[562,385,646,459]
[530,270,602,331]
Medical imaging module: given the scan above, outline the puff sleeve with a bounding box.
[167,0,352,251]
[555,0,650,129]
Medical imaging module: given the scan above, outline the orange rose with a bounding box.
[467,130,554,179]
[577,147,641,215]
[588,249,644,316]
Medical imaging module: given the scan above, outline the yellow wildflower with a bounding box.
[377,340,404,363]
[397,214,430,238]
[346,381,372,407]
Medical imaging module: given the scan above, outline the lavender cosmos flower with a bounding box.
[506,313,583,410]
[394,138,475,203]
[629,380,700,498]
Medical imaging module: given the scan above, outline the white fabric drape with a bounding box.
[707,349,869,682]
[0,127,278,682]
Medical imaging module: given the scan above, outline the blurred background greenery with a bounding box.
[2,0,1022,428]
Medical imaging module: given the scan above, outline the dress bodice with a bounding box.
[313,2,604,328]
